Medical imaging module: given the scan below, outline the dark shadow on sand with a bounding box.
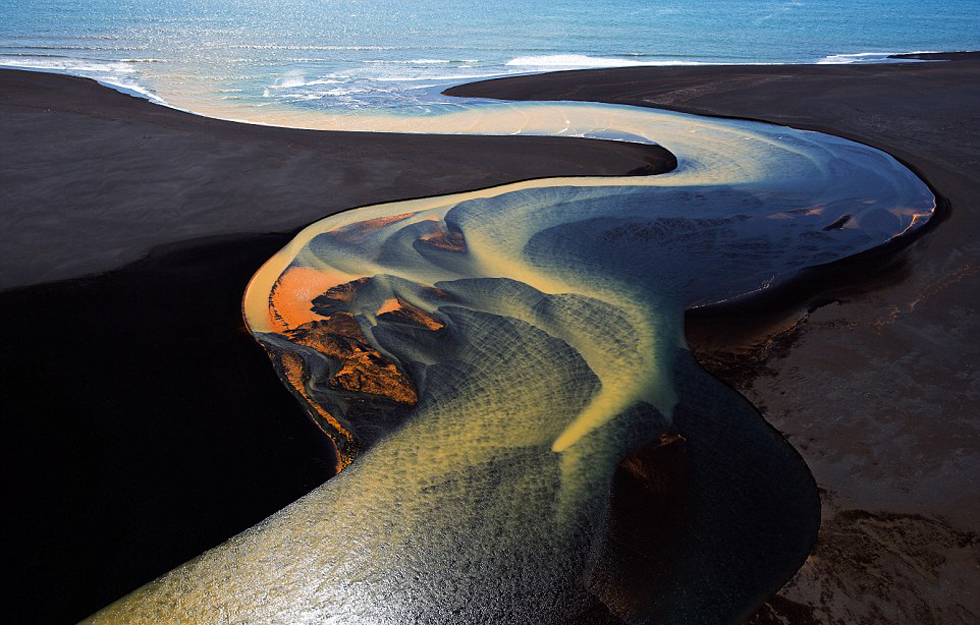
[1,234,335,625]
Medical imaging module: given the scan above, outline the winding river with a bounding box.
[83,101,934,624]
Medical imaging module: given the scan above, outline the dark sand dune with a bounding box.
[450,52,980,624]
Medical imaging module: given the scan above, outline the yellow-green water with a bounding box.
[83,102,933,624]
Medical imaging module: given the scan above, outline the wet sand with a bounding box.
[451,51,980,624]
[3,54,978,624]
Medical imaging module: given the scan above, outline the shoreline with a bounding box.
[3,55,979,624]
[1,49,971,118]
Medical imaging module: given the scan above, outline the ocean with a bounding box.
[2,0,978,117]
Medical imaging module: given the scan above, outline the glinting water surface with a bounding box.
[2,0,978,115]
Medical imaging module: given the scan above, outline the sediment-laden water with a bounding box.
[81,102,934,624]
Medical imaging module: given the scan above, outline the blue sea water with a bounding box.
[1,0,978,113]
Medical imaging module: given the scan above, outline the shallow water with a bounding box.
[80,101,933,623]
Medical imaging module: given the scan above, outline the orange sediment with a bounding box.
[267,266,351,332]
[376,297,445,331]
[324,212,419,244]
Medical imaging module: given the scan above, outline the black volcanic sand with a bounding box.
[450,52,980,623]
[0,70,674,625]
[0,69,673,290]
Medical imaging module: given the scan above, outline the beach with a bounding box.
[2,53,978,624]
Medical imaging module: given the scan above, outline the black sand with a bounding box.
[0,69,672,290]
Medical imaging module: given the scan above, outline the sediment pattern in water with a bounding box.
[83,102,934,624]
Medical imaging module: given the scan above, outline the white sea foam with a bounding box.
[506,54,709,69]
[817,50,938,64]
[227,44,403,51]
[364,58,479,64]
[0,57,136,74]
[373,73,509,82]
[0,56,170,105]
